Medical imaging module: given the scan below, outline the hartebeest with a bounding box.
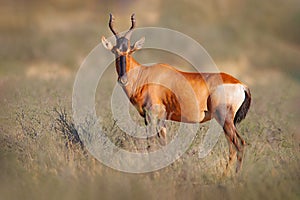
[101,14,251,172]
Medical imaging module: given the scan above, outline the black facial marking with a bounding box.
[119,55,126,77]
[115,37,130,79]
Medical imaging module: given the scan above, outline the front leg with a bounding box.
[144,104,167,148]
[157,119,167,146]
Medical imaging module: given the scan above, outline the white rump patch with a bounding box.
[211,84,246,114]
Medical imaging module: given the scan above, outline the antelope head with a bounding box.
[101,13,145,85]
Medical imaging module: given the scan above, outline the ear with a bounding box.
[132,37,145,51]
[101,36,113,50]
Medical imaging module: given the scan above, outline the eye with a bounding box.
[111,48,117,54]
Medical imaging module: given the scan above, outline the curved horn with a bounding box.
[109,13,118,39]
[125,13,136,40]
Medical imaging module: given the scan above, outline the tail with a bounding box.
[234,87,251,125]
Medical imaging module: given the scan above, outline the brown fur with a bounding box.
[103,14,251,173]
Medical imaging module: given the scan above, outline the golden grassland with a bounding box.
[0,0,299,199]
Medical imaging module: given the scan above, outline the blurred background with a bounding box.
[1,0,300,76]
[0,0,299,199]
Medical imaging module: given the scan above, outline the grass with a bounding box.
[0,65,298,200]
[0,0,300,199]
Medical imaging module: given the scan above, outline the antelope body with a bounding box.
[101,14,251,173]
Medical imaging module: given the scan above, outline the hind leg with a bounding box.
[235,130,246,145]
[223,121,245,173]
[214,105,245,173]
[225,134,237,170]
